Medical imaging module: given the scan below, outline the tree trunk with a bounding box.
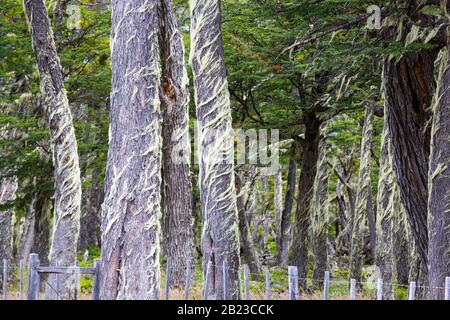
[236,169,260,277]
[375,113,394,300]
[350,106,374,286]
[158,0,194,288]
[427,47,450,300]
[24,0,82,299]
[392,183,410,286]
[292,112,321,291]
[312,133,329,286]
[277,157,296,267]
[190,0,241,300]
[274,169,283,254]
[100,0,162,300]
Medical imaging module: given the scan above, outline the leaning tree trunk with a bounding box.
[375,112,394,300]
[100,0,162,300]
[292,112,321,291]
[236,168,260,277]
[427,46,450,300]
[312,132,329,286]
[159,0,194,288]
[24,0,82,299]
[383,50,436,294]
[392,183,410,286]
[350,106,374,287]
[190,0,241,300]
[277,157,296,267]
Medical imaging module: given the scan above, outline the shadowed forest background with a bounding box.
[0,0,449,300]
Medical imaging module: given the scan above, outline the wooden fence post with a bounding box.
[408,281,416,300]
[92,259,101,300]
[243,264,250,300]
[265,269,271,300]
[203,261,212,300]
[223,260,229,300]
[323,271,330,300]
[165,259,171,301]
[376,278,383,300]
[27,253,40,300]
[19,259,23,300]
[184,259,192,300]
[350,279,356,300]
[2,259,6,300]
[288,266,298,300]
[445,277,450,301]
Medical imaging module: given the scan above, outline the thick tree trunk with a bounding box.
[236,169,260,277]
[427,47,450,300]
[375,114,394,300]
[277,157,296,267]
[292,112,321,291]
[312,133,329,286]
[24,0,82,299]
[100,0,162,300]
[350,106,374,286]
[190,0,241,300]
[383,50,436,292]
[159,0,194,288]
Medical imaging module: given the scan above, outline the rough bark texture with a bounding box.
[350,106,374,286]
[24,0,82,299]
[100,0,162,300]
[392,183,410,286]
[159,0,194,288]
[375,113,394,300]
[427,47,450,300]
[277,157,296,267]
[236,168,260,277]
[190,0,241,300]
[292,112,321,291]
[312,133,329,286]
[383,50,436,290]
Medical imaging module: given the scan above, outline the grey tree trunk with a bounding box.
[427,46,450,300]
[375,112,394,300]
[277,157,296,267]
[274,169,283,254]
[312,133,329,286]
[159,0,194,288]
[24,0,82,299]
[100,0,162,300]
[190,0,241,300]
[236,168,260,277]
[350,106,374,286]
[392,183,410,286]
[292,112,321,291]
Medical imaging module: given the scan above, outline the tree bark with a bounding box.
[312,132,329,286]
[24,0,82,299]
[427,46,450,300]
[350,106,374,286]
[190,0,241,300]
[277,157,296,267]
[392,183,410,286]
[292,112,321,291]
[159,0,194,288]
[375,113,394,300]
[100,0,162,300]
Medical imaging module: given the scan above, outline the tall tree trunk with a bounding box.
[24,0,82,299]
[236,168,260,277]
[159,0,194,288]
[274,169,283,253]
[190,0,241,300]
[350,106,374,286]
[312,132,329,286]
[427,46,450,300]
[277,157,296,267]
[292,112,321,291]
[392,183,410,286]
[100,0,162,300]
[375,113,394,300]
